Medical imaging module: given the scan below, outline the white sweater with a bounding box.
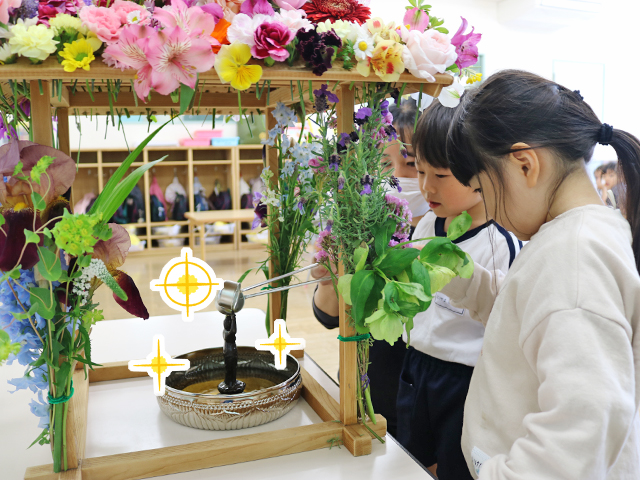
[442,205,640,479]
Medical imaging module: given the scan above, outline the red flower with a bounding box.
[302,0,370,25]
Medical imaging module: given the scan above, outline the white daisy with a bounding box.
[0,43,17,65]
[353,34,374,61]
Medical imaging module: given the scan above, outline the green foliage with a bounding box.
[0,330,21,365]
[24,230,41,245]
[30,155,54,184]
[37,248,62,282]
[51,210,99,256]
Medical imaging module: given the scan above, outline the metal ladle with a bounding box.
[215,263,333,315]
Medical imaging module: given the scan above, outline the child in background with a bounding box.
[395,100,522,480]
[441,70,640,479]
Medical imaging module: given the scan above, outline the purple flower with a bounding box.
[354,107,372,126]
[389,176,402,193]
[0,117,17,142]
[384,124,397,141]
[360,174,373,195]
[252,201,268,229]
[451,17,482,70]
[349,131,359,143]
[324,220,333,232]
[337,132,351,154]
[297,198,306,213]
[361,373,370,391]
[252,191,263,207]
[15,0,38,20]
[18,98,30,119]
[328,154,340,172]
[240,0,275,17]
[338,174,345,191]
[313,83,339,103]
[296,29,341,76]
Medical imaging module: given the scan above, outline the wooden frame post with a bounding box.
[30,80,53,147]
[335,84,357,428]
[266,106,281,334]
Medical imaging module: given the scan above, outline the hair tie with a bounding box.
[598,123,614,146]
[573,90,584,100]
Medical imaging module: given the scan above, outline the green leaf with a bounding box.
[423,263,456,294]
[365,305,405,346]
[93,221,112,241]
[377,248,420,278]
[383,282,400,312]
[396,282,431,302]
[0,267,21,284]
[237,267,254,284]
[353,245,368,272]
[13,161,23,176]
[374,218,397,257]
[0,330,20,365]
[410,260,431,298]
[30,155,54,184]
[435,27,449,34]
[337,273,353,305]
[89,118,173,217]
[446,64,460,74]
[180,83,195,115]
[42,227,51,239]
[447,211,473,241]
[0,213,5,228]
[76,254,91,268]
[362,274,385,327]
[24,230,40,245]
[37,248,62,282]
[350,270,376,324]
[458,252,475,279]
[419,237,451,261]
[30,287,57,320]
[31,191,46,211]
[405,314,415,346]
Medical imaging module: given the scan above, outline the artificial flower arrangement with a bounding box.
[0,0,481,103]
[0,123,168,473]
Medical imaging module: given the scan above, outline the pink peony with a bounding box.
[252,20,294,61]
[399,25,457,82]
[111,0,150,25]
[451,16,481,70]
[274,0,306,11]
[403,7,429,32]
[79,6,122,43]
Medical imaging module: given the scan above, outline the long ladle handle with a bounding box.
[241,263,320,292]
[243,276,332,298]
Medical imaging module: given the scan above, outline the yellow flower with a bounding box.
[78,32,102,53]
[9,24,58,62]
[214,42,263,91]
[59,38,95,73]
[49,13,83,33]
[466,72,482,84]
[357,39,404,82]
[366,17,401,43]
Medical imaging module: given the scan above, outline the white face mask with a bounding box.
[386,177,430,218]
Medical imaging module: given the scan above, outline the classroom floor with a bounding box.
[95,247,340,382]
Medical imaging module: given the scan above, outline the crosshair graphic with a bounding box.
[255,319,305,370]
[128,335,190,396]
[150,247,224,321]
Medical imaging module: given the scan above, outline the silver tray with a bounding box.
[157,347,302,430]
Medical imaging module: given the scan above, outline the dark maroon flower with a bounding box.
[112,270,149,319]
[328,154,340,172]
[313,83,339,103]
[296,29,341,76]
[253,201,267,229]
[360,174,373,195]
[389,176,402,192]
[0,208,43,272]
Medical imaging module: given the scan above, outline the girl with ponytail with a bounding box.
[435,70,640,479]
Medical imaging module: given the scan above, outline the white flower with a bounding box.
[0,43,16,64]
[274,10,312,35]
[0,17,38,39]
[127,10,144,24]
[9,24,58,62]
[227,13,271,47]
[353,32,374,61]
[438,76,465,108]
[316,19,352,41]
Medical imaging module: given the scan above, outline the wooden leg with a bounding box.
[200,222,206,261]
[57,107,70,155]
[30,80,53,147]
[343,424,372,457]
[65,370,89,469]
[266,106,281,330]
[188,220,194,252]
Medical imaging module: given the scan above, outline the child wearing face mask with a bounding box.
[386,98,431,227]
[394,100,523,480]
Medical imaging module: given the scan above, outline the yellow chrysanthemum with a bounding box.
[78,32,102,53]
[357,39,404,82]
[214,43,263,91]
[59,38,94,73]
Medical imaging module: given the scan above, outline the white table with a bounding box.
[1,309,433,480]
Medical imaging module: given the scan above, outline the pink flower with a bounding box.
[227,12,268,46]
[103,25,153,94]
[252,20,294,61]
[275,9,312,34]
[154,0,216,38]
[203,0,244,22]
[403,7,429,32]
[200,2,224,21]
[240,0,274,17]
[146,26,216,94]
[0,0,19,23]
[274,0,306,11]
[111,0,150,25]
[399,25,457,82]
[37,0,83,26]
[79,6,122,43]
[451,17,481,70]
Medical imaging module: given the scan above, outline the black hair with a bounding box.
[389,98,418,148]
[414,99,458,169]
[446,69,640,272]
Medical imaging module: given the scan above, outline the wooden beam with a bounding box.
[25,422,344,480]
[57,108,70,156]
[65,369,89,470]
[87,361,147,383]
[59,467,82,480]
[68,92,266,109]
[335,84,358,427]
[301,368,340,421]
[51,86,70,108]
[266,106,281,333]
[343,424,372,456]
[30,80,53,146]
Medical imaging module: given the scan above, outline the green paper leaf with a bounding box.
[24,230,40,245]
[37,248,62,282]
[447,211,473,241]
[337,273,353,305]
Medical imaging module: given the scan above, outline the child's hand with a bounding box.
[311,263,337,285]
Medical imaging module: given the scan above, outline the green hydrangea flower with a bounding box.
[52,210,100,256]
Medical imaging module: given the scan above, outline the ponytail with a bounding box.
[610,129,640,273]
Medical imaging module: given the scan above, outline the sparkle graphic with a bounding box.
[255,319,305,370]
[128,335,190,396]
[150,247,224,321]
